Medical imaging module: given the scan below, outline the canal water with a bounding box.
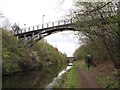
[46,65,73,88]
[2,65,73,88]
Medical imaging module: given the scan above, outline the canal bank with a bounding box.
[59,61,81,88]
[52,60,103,88]
[46,61,81,88]
[46,65,73,88]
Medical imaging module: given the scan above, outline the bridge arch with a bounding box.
[12,19,76,47]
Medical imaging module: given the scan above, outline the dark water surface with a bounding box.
[2,67,60,88]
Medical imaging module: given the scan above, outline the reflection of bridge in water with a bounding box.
[12,19,75,47]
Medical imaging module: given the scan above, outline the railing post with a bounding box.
[58,21,60,25]
[28,27,30,31]
[37,25,39,29]
[42,24,44,28]
[33,26,34,30]
[47,23,49,28]
[52,22,54,27]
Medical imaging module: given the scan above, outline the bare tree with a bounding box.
[72,1,120,69]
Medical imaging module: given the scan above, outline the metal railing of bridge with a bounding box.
[14,19,73,35]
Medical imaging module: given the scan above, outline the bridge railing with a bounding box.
[14,19,73,35]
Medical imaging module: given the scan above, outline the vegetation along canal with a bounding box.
[2,29,69,88]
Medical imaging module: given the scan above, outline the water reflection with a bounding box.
[2,64,71,88]
[3,67,59,88]
[47,65,73,88]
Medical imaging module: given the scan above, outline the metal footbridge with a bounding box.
[12,19,75,47]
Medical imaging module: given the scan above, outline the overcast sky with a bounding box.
[0,0,80,57]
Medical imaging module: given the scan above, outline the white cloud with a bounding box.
[44,31,79,57]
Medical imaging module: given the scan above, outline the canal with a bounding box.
[2,64,73,88]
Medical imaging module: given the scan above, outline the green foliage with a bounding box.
[73,1,120,88]
[2,29,68,75]
[73,1,120,69]
[74,45,89,60]
[32,40,68,72]
[1,32,21,73]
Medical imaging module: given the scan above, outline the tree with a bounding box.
[73,1,120,69]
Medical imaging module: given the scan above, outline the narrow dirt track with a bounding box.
[78,67,102,88]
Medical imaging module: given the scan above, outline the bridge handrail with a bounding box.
[14,19,73,35]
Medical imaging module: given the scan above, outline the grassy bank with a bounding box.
[59,61,81,88]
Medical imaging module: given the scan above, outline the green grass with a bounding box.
[66,61,81,88]
[58,60,118,88]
